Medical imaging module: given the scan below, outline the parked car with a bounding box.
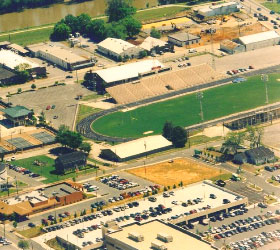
[215,180,226,187]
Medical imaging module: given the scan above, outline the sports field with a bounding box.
[92,73,280,138]
[127,158,228,186]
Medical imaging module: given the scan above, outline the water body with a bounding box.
[0,0,158,33]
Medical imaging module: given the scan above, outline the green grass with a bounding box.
[82,93,100,101]
[262,2,280,13]
[92,73,280,138]
[210,173,232,182]
[135,6,189,22]
[76,104,101,124]
[0,189,17,197]
[0,27,53,46]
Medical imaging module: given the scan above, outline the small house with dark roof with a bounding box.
[0,67,17,86]
[1,105,33,126]
[233,146,275,165]
[168,32,201,47]
[55,151,87,174]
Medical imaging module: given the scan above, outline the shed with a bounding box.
[100,135,173,162]
[139,37,168,52]
[168,32,201,47]
[55,151,87,174]
[220,39,245,54]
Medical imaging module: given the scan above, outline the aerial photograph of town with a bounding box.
[1,0,280,249]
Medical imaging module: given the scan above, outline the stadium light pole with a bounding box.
[196,92,204,122]
[261,74,269,104]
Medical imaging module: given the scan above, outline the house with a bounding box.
[220,39,245,54]
[55,151,87,174]
[233,146,275,165]
[0,67,17,86]
[139,36,168,53]
[168,32,201,47]
[1,105,33,126]
[97,38,144,61]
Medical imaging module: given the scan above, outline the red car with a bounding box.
[46,105,51,110]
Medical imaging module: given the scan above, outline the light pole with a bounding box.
[261,74,269,104]
[196,92,204,122]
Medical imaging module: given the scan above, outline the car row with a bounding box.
[100,175,139,190]
[8,164,40,178]
[173,56,189,63]
[227,66,254,75]
[0,237,11,246]
[178,62,191,67]
[264,165,280,172]
[83,183,99,192]
[229,229,280,250]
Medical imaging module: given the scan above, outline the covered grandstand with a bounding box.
[106,64,224,104]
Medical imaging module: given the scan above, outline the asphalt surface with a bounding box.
[77,64,280,143]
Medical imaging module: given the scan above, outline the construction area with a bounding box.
[127,158,228,187]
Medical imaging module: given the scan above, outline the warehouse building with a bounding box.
[100,135,173,162]
[105,220,217,250]
[94,59,168,87]
[97,38,144,61]
[0,49,46,76]
[168,32,201,47]
[236,31,280,51]
[36,45,94,71]
[220,39,245,54]
[7,43,29,56]
[195,2,239,18]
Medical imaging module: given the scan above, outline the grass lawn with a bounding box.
[82,93,100,101]
[18,226,44,238]
[76,104,102,124]
[92,73,280,138]
[127,158,228,186]
[262,2,280,13]
[13,155,96,184]
[0,27,53,46]
[135,6,189,22]
[0,189,17,197]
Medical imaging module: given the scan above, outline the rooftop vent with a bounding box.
[157,233,173,243]
[151,241,168,250]
[128,232,144,242]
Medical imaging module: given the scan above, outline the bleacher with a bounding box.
[106,64,225,104]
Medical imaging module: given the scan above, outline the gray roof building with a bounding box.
[168,32,201,47]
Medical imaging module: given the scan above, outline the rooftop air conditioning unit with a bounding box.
[128,232,144,242]
[157,233,173,243]
[151,241,168,250]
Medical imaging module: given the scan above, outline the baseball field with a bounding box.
[92,73,280,138]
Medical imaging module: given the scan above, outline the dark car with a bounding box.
[215,180,226,187]
[28,222,36,227]
[223,199,230,204]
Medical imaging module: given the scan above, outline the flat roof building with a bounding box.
[168,32,201,47]
[236,31,280,51]
[7,43,29,56]
[0,67,17,85]
[36,45,94,71]
[195,1,239,18]
[220,39,245,54]
[100,135,172,162]
[97,38,144,61]
[105,220,217,250]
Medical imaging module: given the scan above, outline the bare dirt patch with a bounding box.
[127,158,227,186]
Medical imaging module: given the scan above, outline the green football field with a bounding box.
[92,73,280,138]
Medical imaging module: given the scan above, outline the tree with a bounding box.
[105,22,127,40]
[13,221,17,229]
[245,126,264,148]
[150,28,161,39]
[64,14,79,33]
[106,0,136,22]
[31,83,36,90]
[139,50,147,59]
[86,19,107,41]
[120,16,142,38]
[162,121,173,141]
[14,63,31,84]
[77,13,91,34]
[55,126,83,149]
[221,132,244,155]
[38,111,46,125]
[171,126,187,148]
[17,88,22,94]
[79,142,92,154]
[51,22,71,41]
[18,240,29,250]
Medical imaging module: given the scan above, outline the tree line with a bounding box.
[0,0,63,14]
[51,0,142,42]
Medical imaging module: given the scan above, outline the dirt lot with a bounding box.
[127,158,226,186]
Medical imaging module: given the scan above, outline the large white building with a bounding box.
[94,59,167,86]
[97,38,144,60]
[100,135,173,162]
[195,1,239,18]
[236,31,280,51]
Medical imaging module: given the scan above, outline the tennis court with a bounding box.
[31,132,55,144]
[7,137,33,149]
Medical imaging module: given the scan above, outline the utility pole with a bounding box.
[261,74,269,104]
[210,24,216,70]
[196,92,204,122]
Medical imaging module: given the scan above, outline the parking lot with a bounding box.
[33,182,243,249]
[225,180,266,204]
[7,84,92,129]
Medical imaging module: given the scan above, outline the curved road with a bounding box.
[76,64,280,143]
